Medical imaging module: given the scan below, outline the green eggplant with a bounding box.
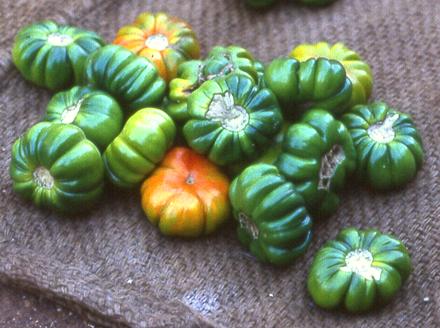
[246,0,276,8]
[264,57,352,117]
[183,73,283,166]
[9,122,104,213]
[12,20,105,90]
[291,41,373,108]
[165,45,258,122]
[341,102,424,190]
[253,60,267,88]
[227,121,289,177]
[44,86,123,151]
[276,109,356,217]
[308,227,411,312]
[204,45,258,81]
[229,164,313,266]
[84,45,166,112]
[103,108,176,188]
[165,60,203,122]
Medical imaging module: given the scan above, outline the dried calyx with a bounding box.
[340,249,382,280]
[197,53,235,85]
[318,145,345,191]
[145,34,169,51]
[368,113,399,143]
[238,212,259,239]
[206,92,249,132]
[61,99,83,124]
[204,64,235,81]
[47,33,73,47]
[33,167,54,189]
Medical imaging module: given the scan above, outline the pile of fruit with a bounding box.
[9,11,423,313]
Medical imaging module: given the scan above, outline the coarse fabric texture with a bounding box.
[0,0,439,327]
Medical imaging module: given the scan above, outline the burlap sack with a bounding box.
[0,0,439,327]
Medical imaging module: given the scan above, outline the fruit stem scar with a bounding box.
[238,212,259,239]
[186,174,195,185]
[340,249,382,280]
[47,33,73,47]
[61,99,83,124]
[368,113,399,143]
[205,63,235,81]
[33,167,54,189]
[197,54,235,85]
[145,34,169,51]
[318,144,345,191]
[206,92,249,132]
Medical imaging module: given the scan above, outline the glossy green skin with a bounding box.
[291,42,373,108]
[166,45,258,122]
[299,0,337,6]
[183,74,283,166]
[246,0,276,8]
[308,228,411,312]
[254,60,266,88]
[341,102,424,190]
[228,122,289,177]
[84,45,166,112]
[205,46,258,81]
[9,123,104,213]
[12,20,104,91]
[229,164,313,266]
[44,86,123,151]
[165,60,203,122]
[276,109,356,217]
[264,57,352,117]
[103,108,176,188]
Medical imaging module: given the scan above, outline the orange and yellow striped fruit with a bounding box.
[113,12,200,82]
[141,147,230,238]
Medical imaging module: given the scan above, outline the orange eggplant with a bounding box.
[113,12,200,82]
[140,147,230,237]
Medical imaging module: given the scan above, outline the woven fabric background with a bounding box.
[0,0,439,327]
